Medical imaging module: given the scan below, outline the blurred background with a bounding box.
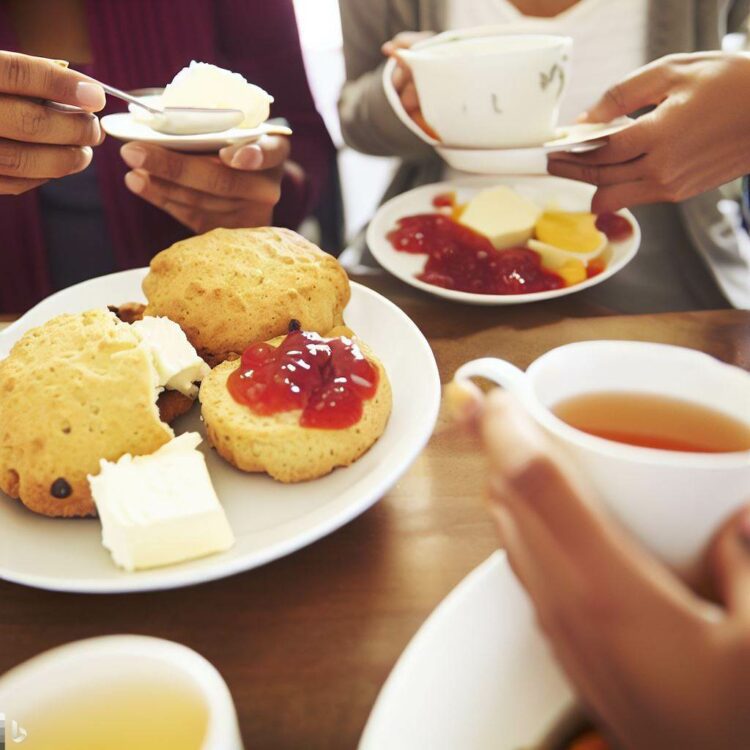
[292,0,396,250]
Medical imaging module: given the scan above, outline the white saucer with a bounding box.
[101,95,292,153]
[437,119,631,174]
[359,552,576,749]
[366,174,640,306]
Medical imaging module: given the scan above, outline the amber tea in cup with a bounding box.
[552,391,750,454]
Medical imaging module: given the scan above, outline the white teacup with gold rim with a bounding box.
[455,341,750,577]
[390,32,572,148]
[0,635,243,750]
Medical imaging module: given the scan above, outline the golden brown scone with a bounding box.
[157,389,195,424]
[0,310,173,517]
[108,302,146,324]
[199,335,392,483]
[142,227,351,365]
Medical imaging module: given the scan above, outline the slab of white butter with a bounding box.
[131,316,210,398]
[162,61,273,129]
[89,433,234,572]
[459,186,542,249]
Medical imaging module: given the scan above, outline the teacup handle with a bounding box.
[454,357,530,398]
[381,56,439,147]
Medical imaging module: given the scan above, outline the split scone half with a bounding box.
[199,327,392,483]
[0,309,209,517]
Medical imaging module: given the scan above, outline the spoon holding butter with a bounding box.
[95,80,246,136]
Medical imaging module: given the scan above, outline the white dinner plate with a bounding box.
[0,270,440,594]
[366,175,640,306]
[360,552,576,750]
[101,95,292,153]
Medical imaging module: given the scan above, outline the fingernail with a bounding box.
[91,117,103,144]
[120,143,146,168]
[124,170,146,194]
[76,81,106,109]
[576,111,591,123]
[229,145,262,170]
[79,146,93,169]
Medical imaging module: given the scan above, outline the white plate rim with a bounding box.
[0,272,441,593]
[366,175,640,306]
[359,550,576,749]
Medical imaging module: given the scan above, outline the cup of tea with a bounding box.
[0,635,243,750]
[384,30,572,149]
[455,341,750,575]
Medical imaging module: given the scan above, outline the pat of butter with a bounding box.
[459,186,542,249]
[132,316,209,398]
[162,61,273,129]
[89,433,234,572]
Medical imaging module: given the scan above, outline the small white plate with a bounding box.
[366,174,640,306]
[101,95,292,153]
[359,552,576,750]
[0,270,440,593]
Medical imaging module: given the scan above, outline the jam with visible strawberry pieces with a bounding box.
[227,326,379,429]
[595,212,633,242]
[387,214,564,295]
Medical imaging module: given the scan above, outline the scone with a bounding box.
[199,327,392,482]
[0,310,173,517]
[142,227,351,365]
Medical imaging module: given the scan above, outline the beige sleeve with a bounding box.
[337,0,436,160]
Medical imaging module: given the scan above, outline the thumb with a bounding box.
[709,504,750,621]
[219,135,289,171]
[579,58,676,123]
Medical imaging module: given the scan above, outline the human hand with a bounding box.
[0,51,105,195]
[381,31,437,138]
[120,135,292,233]
[466,387,750,750]
[547,52,750,213]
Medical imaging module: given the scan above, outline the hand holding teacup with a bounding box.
[463,389,750,750]
[382,31,437,138]
[454,341,750,577]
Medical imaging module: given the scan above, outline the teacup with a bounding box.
[455,341,750,575]
[388,31,572,149]
[0,635,243,749]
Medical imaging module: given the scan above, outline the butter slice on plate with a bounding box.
[131,316,210,398]
[459,186,542,249]
[89,433,234,572]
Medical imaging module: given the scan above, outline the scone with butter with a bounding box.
[199,323,392,483]
[142,227,351,366]
[0,310,209,517]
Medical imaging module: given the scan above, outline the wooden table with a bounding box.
[0,276,748,749]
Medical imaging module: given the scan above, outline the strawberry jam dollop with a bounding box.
[227,329,379,429]
[387,214,564,295]
[595,212,633,242]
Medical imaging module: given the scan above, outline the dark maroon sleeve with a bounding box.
[214,0,335,230]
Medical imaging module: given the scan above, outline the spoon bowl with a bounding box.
[95,80,245,135]
[130,103,245,135]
